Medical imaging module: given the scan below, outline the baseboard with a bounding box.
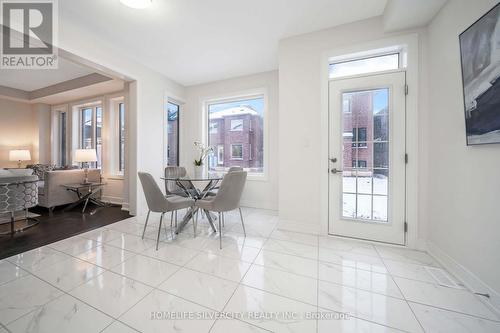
[426,240,500,316]
[239,199,277,211]
[101,196,123,205]
[120,202,130,212]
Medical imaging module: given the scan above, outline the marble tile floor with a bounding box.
[0,207,499,333]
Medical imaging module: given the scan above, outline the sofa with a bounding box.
[37,169,101,212]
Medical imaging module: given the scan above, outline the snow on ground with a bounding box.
[342,176,388,221]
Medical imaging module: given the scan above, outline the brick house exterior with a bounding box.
[208,106,263,171]
[342,90,388,175]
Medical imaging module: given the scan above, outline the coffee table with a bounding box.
[62,182,108,214]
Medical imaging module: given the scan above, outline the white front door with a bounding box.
[328,71,406,245]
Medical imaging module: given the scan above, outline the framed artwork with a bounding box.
[459,3,500,145]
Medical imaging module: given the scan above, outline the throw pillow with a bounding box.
[27,164,55,181]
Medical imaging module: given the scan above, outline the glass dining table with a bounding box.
[161,174,223,234]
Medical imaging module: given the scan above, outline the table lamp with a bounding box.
[74,149,97,184]
[9,150,31,168]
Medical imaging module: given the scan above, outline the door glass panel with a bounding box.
[374,142,389,168]
[373,169,388,195]
[343,193,356,218]
[373,196,388,221]
[357,175,372,194]
[342,169,356,193]
[341,88,389,222]
[357,194,372,219]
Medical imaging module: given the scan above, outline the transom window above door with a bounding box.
[329,53,400,79]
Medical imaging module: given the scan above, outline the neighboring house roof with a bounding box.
[209,106,259,119]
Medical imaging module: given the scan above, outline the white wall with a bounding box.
[32,103,52,164]
[0,98,51,167]
[183,71,279,210]
[424,0,500,299]
[278,17,425,232]
[0,98,36,167]
[57,18,186,215]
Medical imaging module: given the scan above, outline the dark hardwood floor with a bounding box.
[0,204,131,259]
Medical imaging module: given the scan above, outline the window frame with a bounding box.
[203,89,268,181]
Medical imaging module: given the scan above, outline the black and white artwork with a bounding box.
[459,3,500,145]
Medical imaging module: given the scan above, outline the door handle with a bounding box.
[329,158,337,163]
[330,168,343,174]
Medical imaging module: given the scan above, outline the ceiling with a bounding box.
[0,57,94,91]
[31,79,125,105]
[60,0,389,86]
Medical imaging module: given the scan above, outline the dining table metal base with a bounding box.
[175,207,217,234]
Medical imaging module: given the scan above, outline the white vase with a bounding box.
[194,165,204,178]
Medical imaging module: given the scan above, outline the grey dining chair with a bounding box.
[164,166,196,228]
[138,172,196,250]
[207,166,243,200]
[164,166,189,196]
[227,166,244,172]
[195,171,247,249]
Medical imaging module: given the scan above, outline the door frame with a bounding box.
[319,33,421,249]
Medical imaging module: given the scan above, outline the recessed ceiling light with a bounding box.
[120,0,152,9]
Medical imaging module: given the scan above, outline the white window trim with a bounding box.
[163,94,185,168]
[201,88,269,181]
[109,96,125,177]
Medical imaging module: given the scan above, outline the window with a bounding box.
[167,102,179,166]
[118,103,125,172]
[81,108,93,149]
[209,122,218,134]
[329,53,399,79]
[231,144,243,159]
[230,119,243,131]
[207,96,264,174]
[80,106,102,168]
[59,112,67,166]
[95,107,102,169]
[217,145,224,165]
[352,128,367,148]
